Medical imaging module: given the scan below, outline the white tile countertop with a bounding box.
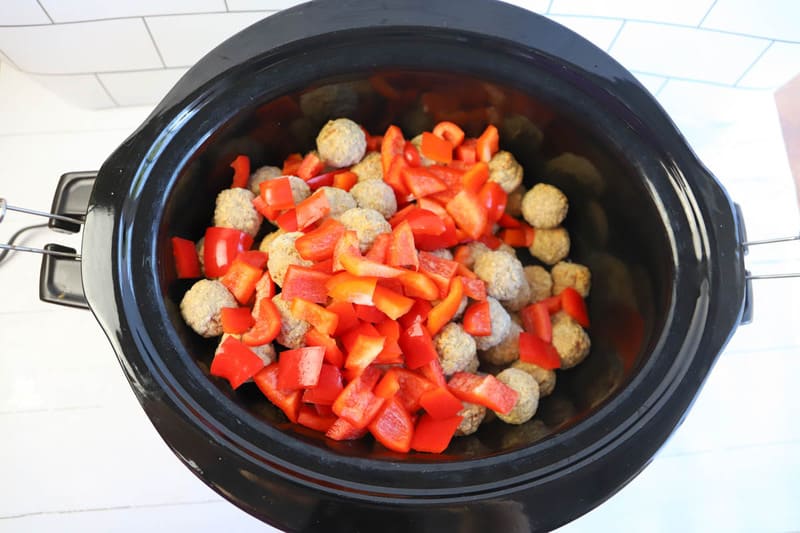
[1,3,800,532]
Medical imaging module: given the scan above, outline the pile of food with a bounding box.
[172,117,591,454]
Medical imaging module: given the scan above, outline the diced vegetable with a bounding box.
[297,405,337,432]
[220,254,263,304]
[447,372,518,415]
[410,414,462,453]
[446,190,488,240]
[332,366,384,429]
[387,220,419,270]
[304,328,345,368]
[278,345,325,390]
[326,272,377,305]
[561,287,590,327]
[462,300,491,336]
[253,363,302,423]
[210,336,265,389]
[372,285,415,320]
[295,189,331,230]
[369,398,414,453]
[419,387,463,419]
[242,296,281,346]
[260,176,295,210]
[427,277,464,335]
[171,237,201,278]
[297,152,325,181]
[291,298,339,336]
[521,302,552,343]
[476,124,499,162]
[203,227,254,278]
[281,265,331,304]
[420,131,453,164]
[518,332,561,370]
[230,154,250,189]
[432,121,465,147]
[398,321,438,369]
[221,306,255,334]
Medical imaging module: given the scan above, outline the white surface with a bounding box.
[738,42,800,89]
[1,4,800,533]
[701,0,800,42]
[0,0,51,25]
[548,15,623,51]
[29,73,116,109]
[38,0,226,23]
[550,0,715,26]
[98,68,189,107]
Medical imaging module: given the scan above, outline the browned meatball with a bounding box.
[524,265,553,302]
[247,165,282,195]
[434,323,478,377]
[316,118,366,168]
[349,180,397,218]
[180,279,236,338]
[214,188,262,236]
[473,250,526,301]
[273,293,309,349]
[455,402,486,437]
[339,207,392,253]
[511,360,556,397]
[488,150,523,193]
[551,261,591,297]
[267,231,313,286]
[474,297,512,351]
[495,368,539,425]
[480,321,522,366]
[521,183,568,229]
[528,227,570,265]
[351,152,383,182]
[551,311,591,369]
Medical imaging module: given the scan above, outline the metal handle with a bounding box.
[743,233,800,280]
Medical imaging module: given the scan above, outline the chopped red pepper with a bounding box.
[282,153,303,175]
[403,141,422,167]
[369,397,414,453]
[254,271,275,301]
[332,366,384,429]
[374,370,401,399]
[462,300,492,336]
[387,220,419,270]
[460,277,487,300]
[521,302,552,342]
[332,170,357,191]
[410,414,462,454]
[344,334,386,372]
[446,189,488,240]
[252,194,278,220]
[295,189,331,230]
[372,285,415,320]
[498,212,523,228]
[447,372,518,415]
[384,155,411,200]
[210,336,265,389]
[398,298,433,329]
[365,233,391,263]
[354,303,387,324]
[388,368,437,412]
[404,208,447,237]
[291,298,339,337]
[304,328,345,368]
[540,295,562,314]
[476,124,499,162]
[327,300,360,336]
[230,154,250,189]
[332,230,362,272]
[305,170,336,190]
[253,363,302,423]
[221,306,255,334]
[374,319,403,364]
[311,257,334,274]
[454,138,477,164]
[398,270,439,300]
[453,245,471,265]
[417,358,446,387]
[427,277,464,336]
[326,272,377,305]
[238,250,268,269]
[260,176,295,210]
[278,345,325,390]
[340,252,405,279]
[418,251,459,298]
[220,254,263,304]
[297,152,325,181]
[302,364,344,405]
[281,265,331,304]
[402,166,447,198]
[499,225,535,247]
[461,161,489,193]
[275,208,298,232]
[414,213,459,251]
[478,232,503,250]
[325,417,367,441]
[171,237,201,278]
[561,287,590,327]
[420,131,453,164]
[478,181,508,224]
[242,296,281,346]
[381,125,406,175]
[297,405,337,433]
[432,121,465,147]
[519,331,561,369]
[419,387,463,419]
[388,203,417,227]
[398,321,438,369]
[203,227,254,278]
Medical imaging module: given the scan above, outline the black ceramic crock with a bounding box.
[39,1,751,531]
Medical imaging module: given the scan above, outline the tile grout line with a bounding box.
[696,0,718,27]
[0,10,275,29]
[223,0,230,11]
[0,405,104,417]
[141,18,167,69]
[605,19,626,53]
[546,0,554,14]
[23,66,188,77]
[654,77,670,97]
[93,73,121,107]
[0,499,222,521]
[734,40,775,87]
[34,0,55,23]
[659,437,800,461]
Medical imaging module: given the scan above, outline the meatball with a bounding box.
[528,227,570,265]
[551,312,591,369]
[282,175,312,204]
[473,250,526,301]
[351,152,383,182]
[551,261,591,297]
[501,279,532,312]
[350,180,397,219]
[213,188,262,236]
[267,231,313,286]
[339,208,392,253]
[247,165,282,195]
[511,361,556,397]
[497,242,517,257]
[524,265,553,302]
[319,186,357,218]
[521,183,568,230]
[217,334,276,366]
[461,241,490,269]
[316,118,366,168]
[180,279,235,338]
[506,185,525,218]
[488,150,523,193]
[455,402,486,437]
[434,323,478,377]
[474,297,511,350]
[273,293,310,349]
[258,229,284,253]
[480,321,522,366]
[428,248,454,261]
[495,368,539,425]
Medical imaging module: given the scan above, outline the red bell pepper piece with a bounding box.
[230,154,250,189]
[420,131,453,164]
[461,161,489,193]
[418,251,459,299]
[297,152,325,181]
[387,220,419,270]
[340,322,380,350]
[374,370,401,399]
[446,190,488,240]
[327,300,360,336]
[374,319,403,364]
[460,276,487,300]
[427,165,464,192]
[297,405,337,433]
[260,176,295,210]
[275,208,298,232]
[456,263,477,279]
[381,125,405,175]
[455,138,477,164]
[432,121,465,147]
[326,272,377,305]
[310,258,333,274]
[398,270,439,300]
[427,277,464,336]
[333,170,358,191]
[355,303,387,324]
[203,227,254,278]
[238,250,268,269]
[281,265,331,304]
[369,397,414,453]
[479,181,508,226]
[332,230,361,272]
[402,166,447,199]
[410,414,462,453]
[499,225,534,247]
[364,128,383,152]
[254,271,275,300]
[399,321,438,369]
[398,299,433,329]
[388,203,417,227]
[404,208,447,237]
[416,196,449,217]
[414,212,459,251]
[476,124,499,162]
[253,363,302,423]
[384,368,436,413]
[305,170,336,190]
[521,302,552,343]
[314,403,335,417]
[365,233,391,263]
[332,366,384,429]
[498,212,523,228]
[462,300,492,336]
[417,358,446,387]
[290,298,339,337]
[278,345,325,390]
[561,287,590,327]
[372,285,415,320]
[210,336,265,389]
[403,141,422,167]
[340,252,405,279]
[242,296,281,346]
[304,328,345,368]
[221,306,255,334]
[344,334,386,372]
[447,372,518,415]
[295,189,331,230]
[453,245,471,265]
[478,232,503,250]
[302,364,344,405]
[325,417,367,441]
[540,295,563,314]
[171,237,201,278]
[519,331,561,369]
[384,155,411,200]
[282,153,303,175]
[220,254,263,304]
[419,387,463,419]
[252,194,278,220]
